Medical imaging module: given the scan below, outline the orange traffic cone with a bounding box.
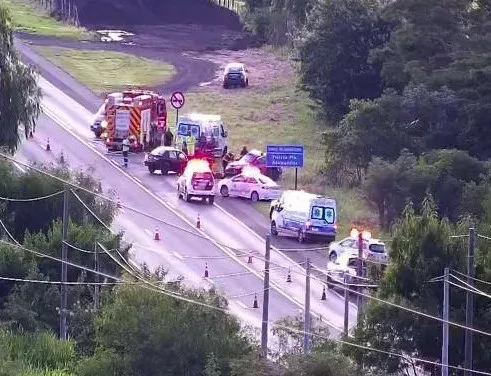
[153,227,160,241]
[286,268,292,283]
[196,214,201,229]
[46,138,51,151]
[321,285,327,301]
[247,251,253,264]
[116,197,122,208]
[253,293,259,308]
[204,263,209,278]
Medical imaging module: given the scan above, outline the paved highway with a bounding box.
[13,41,358,340]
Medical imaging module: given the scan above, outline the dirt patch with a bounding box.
[189,48,295,94]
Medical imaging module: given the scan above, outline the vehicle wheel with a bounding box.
[220,185,229,197]
[298,229,307,243]
[94,129,102,138]
[177,185,181,199]
[271,221,278,236]
[269,208,274,219]
[223,82,228,89]
[184,188,192,202]
[208,196,215,205]
[251,191,259,202]
[148,166,155,174]
[329,252,337,262]
[327,276,334,289]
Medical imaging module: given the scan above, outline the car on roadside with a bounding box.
[219,172,281,202]
[328,236,388,263]
[144,146,188,175]
[326,252,366,290]
[224,150,282,181]
[222,62,249,89]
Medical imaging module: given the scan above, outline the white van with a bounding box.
[270,190,337,243]
[176,113,228,158]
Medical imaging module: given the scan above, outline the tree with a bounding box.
[204,353,221,376]
[296,0,390,120]
[82,284,251,376]
[0,5,41,151]
[346,198,491,373]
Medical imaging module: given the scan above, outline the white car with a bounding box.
[219,173,281,202]
[328,236,388,263]
[177,170,216,204]
[326,252,364,289]
[223,62,249,88]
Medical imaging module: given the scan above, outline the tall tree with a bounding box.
[0,5,41,151]
[296,0,390,120]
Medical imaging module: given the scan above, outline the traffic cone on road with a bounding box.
[286,268,292,283]
[253,294,259,308]
[321,286,327,301]
[196,214,201,229]
[247,251,253,264]
[153,227,160,241]
[116,197,122,208]
[46,138,51,151]
[204,263,209,278]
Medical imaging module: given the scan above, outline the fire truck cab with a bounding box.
[100,90,168,152]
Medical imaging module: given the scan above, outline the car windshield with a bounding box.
[311,206,335,224]
[369,244,386,253]
[192,172,213,181]
[178,123,200,137]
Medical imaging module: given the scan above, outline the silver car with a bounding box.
[326,252,366,290]
[328,236,388,263]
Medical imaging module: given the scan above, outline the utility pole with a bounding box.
[260,234,271,358]
[464,227,475,376]
[60,189,69,340]
[94,240,100,311]
[344,273,349,336]
[357,232,364,324]
[304,258,311,354]
[442,267,449,376]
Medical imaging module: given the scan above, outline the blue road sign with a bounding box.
[266,145,304,168]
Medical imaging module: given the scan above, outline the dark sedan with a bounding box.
[144,146,188,175]
[224,150,282,181]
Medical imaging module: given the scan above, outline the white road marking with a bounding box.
[237,301,248,309]
[166,201,175,209]
[133,176,142,183]
[144,229,152,236]
[13,162,26,173]
[172,251,184,260]
[119,208,126,214]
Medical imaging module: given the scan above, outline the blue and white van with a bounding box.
[269,190,337,243]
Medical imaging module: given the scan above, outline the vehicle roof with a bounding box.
[282,190,335,203]
[225,62,244,68]
[339,237,385,245]
[244,150,263,157]
[151,146,181,153]
[235,173,277,185]
[179,113,222,124]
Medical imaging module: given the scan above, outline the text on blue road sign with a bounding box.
[266,144,304,168]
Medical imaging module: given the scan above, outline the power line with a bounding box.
[0,190,65,202]
[452,269,491,287]
[1,240,490,374]
[0,218,21,246]
[0,276,124,285]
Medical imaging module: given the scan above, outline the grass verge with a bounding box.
[32,47,176,95]
[185,81,379,237]
[4,0,93,40]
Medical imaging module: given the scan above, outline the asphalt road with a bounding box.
[13,37,358,340]
[12,77,358,340]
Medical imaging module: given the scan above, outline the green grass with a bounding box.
[32,47,177,95]
[3,0,93,40]
[185,79,380,237]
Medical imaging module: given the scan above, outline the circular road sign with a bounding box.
[170,91,185,110]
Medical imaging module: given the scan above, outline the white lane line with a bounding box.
[133,176,142,183]
[144,229,152,236]
[237,301,248,309]
[119,208,126,214]
[13,162,26,173]
[41,103,344,333]
[172,251,184,260]
[204,278,214,284]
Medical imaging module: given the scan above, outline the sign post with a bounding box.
[266,145,304,190]
[170,91,185,131]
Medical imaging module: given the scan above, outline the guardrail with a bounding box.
[213,0,244,14]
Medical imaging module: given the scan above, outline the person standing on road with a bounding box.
[182,141,188,156]
[122,137,130,167]
[186,133,196,157]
